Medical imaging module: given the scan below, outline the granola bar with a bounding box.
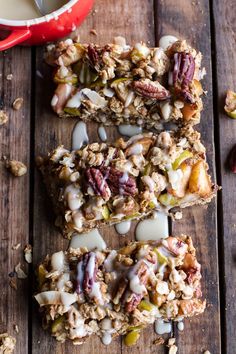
[47,37,204,129]
[38,128,216,238]
[34,236,206,346]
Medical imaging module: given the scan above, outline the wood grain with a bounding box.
[0,47,31,354]
[32,1,166,353]
[212,0,236,353]
[155,0,221,353]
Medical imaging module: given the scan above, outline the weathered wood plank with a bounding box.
[32,0,161,353]
[0,47,31,354]
[212,0,236,353]
[154,0,221,353]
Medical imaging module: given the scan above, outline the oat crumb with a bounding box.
[12,243,21,250]
[153,336,165,345]
[167,338,178,354]
[15,263,27,279]
[12,97,23,111]
[24,244,32,264]
[174,211,182,220]
[5,159,27,177]
[6,74,13,80]
[0,110,8,125]
[0,333,16,353]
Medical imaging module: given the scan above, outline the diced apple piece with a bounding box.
[51,315,65,334]
[154,248,168,264]
[138,300,155,312]
[188,160,212,197]
[172,150,193,170]
[102,205,110,220]
[124,330,140,346]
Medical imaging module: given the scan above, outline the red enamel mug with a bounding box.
[0,0,94,51]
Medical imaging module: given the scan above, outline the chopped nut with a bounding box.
[14,263,27,279]
[90,29,98,36]
[0,110,8,125]
[12,97,23,111]
[168,345,178,354]
[153,336,165,345]
[0,333,16,354]
[24,244,32,264]
[13,325,19,334]
[12,243,21,250]
[9,278,17,290]
[5,159,27,177]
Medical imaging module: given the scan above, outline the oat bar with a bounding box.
[38,128,216,238]
[35,236,206,345]
[47,37,204,129]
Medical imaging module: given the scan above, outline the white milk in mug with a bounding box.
[0,0,68,20]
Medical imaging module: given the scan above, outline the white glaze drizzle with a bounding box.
[118,124,143,137]
[159,35,178,50]
[155,319,172,335]
[135,212,169,241]
[115,220,131,235]
[72,121,89,150]
[98,126,107,142]
[177,321,184,331]
[69,230,107,251]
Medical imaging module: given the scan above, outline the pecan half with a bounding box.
[100,167,137,196]
[87,44,100,71]
[125,293,143,313]
[132,78,171,100]
[85,168,111,200]
[169,52,195,103]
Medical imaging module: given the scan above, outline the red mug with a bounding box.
[0,0,94,51]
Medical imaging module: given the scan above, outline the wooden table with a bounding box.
[0,0,235,353]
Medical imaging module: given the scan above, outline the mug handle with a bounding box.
[0,29,31,51]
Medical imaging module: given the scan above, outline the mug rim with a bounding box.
[0,0,78,27]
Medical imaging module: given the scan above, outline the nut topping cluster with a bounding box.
[38,129,216,238]
[35,236,206,346]
[47,38,204,129]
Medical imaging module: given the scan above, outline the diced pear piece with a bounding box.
[124,330,140,346]
[168,162,192,198]
[181,102,198,121]
[172,150,193,170]
[188,160,212,197]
